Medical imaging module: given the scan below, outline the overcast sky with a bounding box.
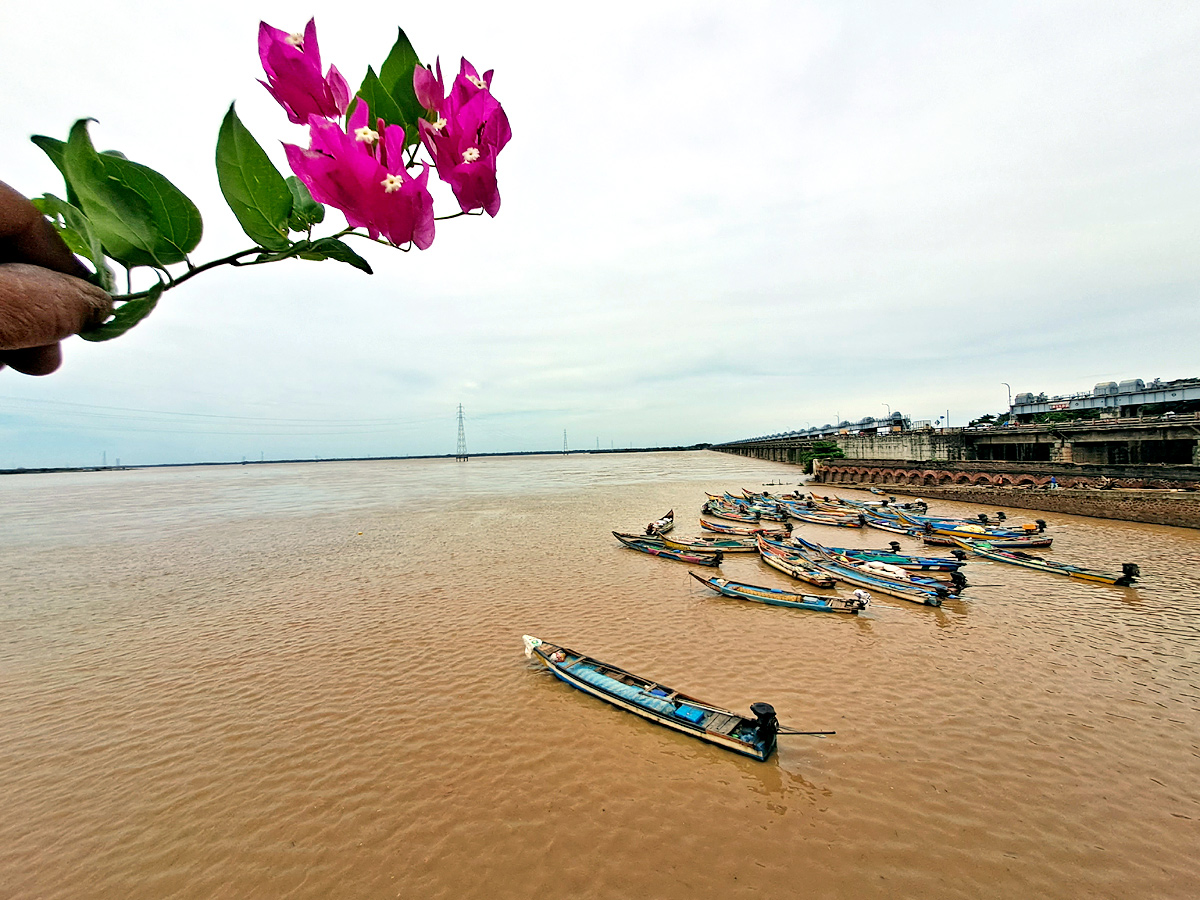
[2,1,1198,466]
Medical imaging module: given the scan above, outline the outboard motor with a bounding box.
[888,541,902,553]
[950,549,967,561]
[858,513,867,525]
[950,570,968,591]
[977,513,989,524]
[749,702,778,747]
[1036,519,1047,533]
[996,512,1007,521]
[1122,563,1141,581]
[923,521,934,534]
[783,522,794,533]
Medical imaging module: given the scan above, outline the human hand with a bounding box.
[0,180,112,375]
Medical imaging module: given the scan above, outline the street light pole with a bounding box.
[1002,382,1012,407]
[883,403,891,416]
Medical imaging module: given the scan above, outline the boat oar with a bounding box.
[776,728,836,736]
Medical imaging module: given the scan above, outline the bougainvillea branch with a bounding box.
[28,20,510,342]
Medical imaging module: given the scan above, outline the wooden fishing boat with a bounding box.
[787,535,967,572]
[660,534,759,553]
[755,538,837,587]
[802,555,947,606]
[894,509,1045,539]
[785,508,865,528]
[689,572,869,614]
[702,501,761,523]
[760,537,964,594]
[645,509,675,535]
[923,533,1052,549]
[523,635,782,760]
[699,518,792,538]
[613,531,722,566]
[952,539,1139,586]
[859,512,922,536]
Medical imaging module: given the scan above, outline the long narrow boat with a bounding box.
[952,539,1139,586]
[923,533,1053,549]
[702,501,761,524]
[787,535,967,572]
[894,509,1045,539]
[755,538,838,587]
[644,509,675,535]
[660,534,760,553]
[700,518,793,538]
[523,635,782,760]
[613,531,722,566]
[805,556,947,606]
[765,540,946,605]
[785,509,865,528]
[762,538,963,593]
[858,512,922,536]
[690,572,868,614]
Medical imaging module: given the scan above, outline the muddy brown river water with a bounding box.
[1,451,1197,898]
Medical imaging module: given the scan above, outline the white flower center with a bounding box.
[355,126,380,144]
[286,33,304,47]
[462,147,480,163]
[381,174,404,193]
[430,118,447,133]
[467,75,487,90]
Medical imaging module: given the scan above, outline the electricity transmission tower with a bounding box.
[456,404,469,461]
[562,429,568,455]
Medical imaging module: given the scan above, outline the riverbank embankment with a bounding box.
[879,484,1200,529]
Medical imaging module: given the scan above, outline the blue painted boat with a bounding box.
[787,535,967,572]
[689,572,869,614]
[699,518,792,538]
[761,539,948,605]
[523,635,782,760]
[702,500,761,523]
[858,512,922,536]
[952,539,1139,586]
[613,531,722,566]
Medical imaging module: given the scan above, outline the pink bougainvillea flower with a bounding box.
[412,58,445,114]
[416,57,511,217]
[284,101,434,249]
[259,19,350,124]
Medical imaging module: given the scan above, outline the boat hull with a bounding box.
[690,573,864,614]
[613,532,722,566]
[523,636,776,760]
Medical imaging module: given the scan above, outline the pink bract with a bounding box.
[284,102,435,249]
[417,57,511,217]
[258,19,350,125]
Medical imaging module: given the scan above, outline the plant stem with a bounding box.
[109,247,263,302]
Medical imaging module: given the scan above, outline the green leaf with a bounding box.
[285,176,324,231]
[79,280,163,342]
[62,120,161,267]
[353,67,407,130]
[62,119,203,268]
[298,238,373,274]
[30,135,81,207]
[30,193,115,291]
[378,28,425,130]
[354,28,425,147]
[216,104,294,250]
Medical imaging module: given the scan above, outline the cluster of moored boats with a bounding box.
[525,486,1141,761]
